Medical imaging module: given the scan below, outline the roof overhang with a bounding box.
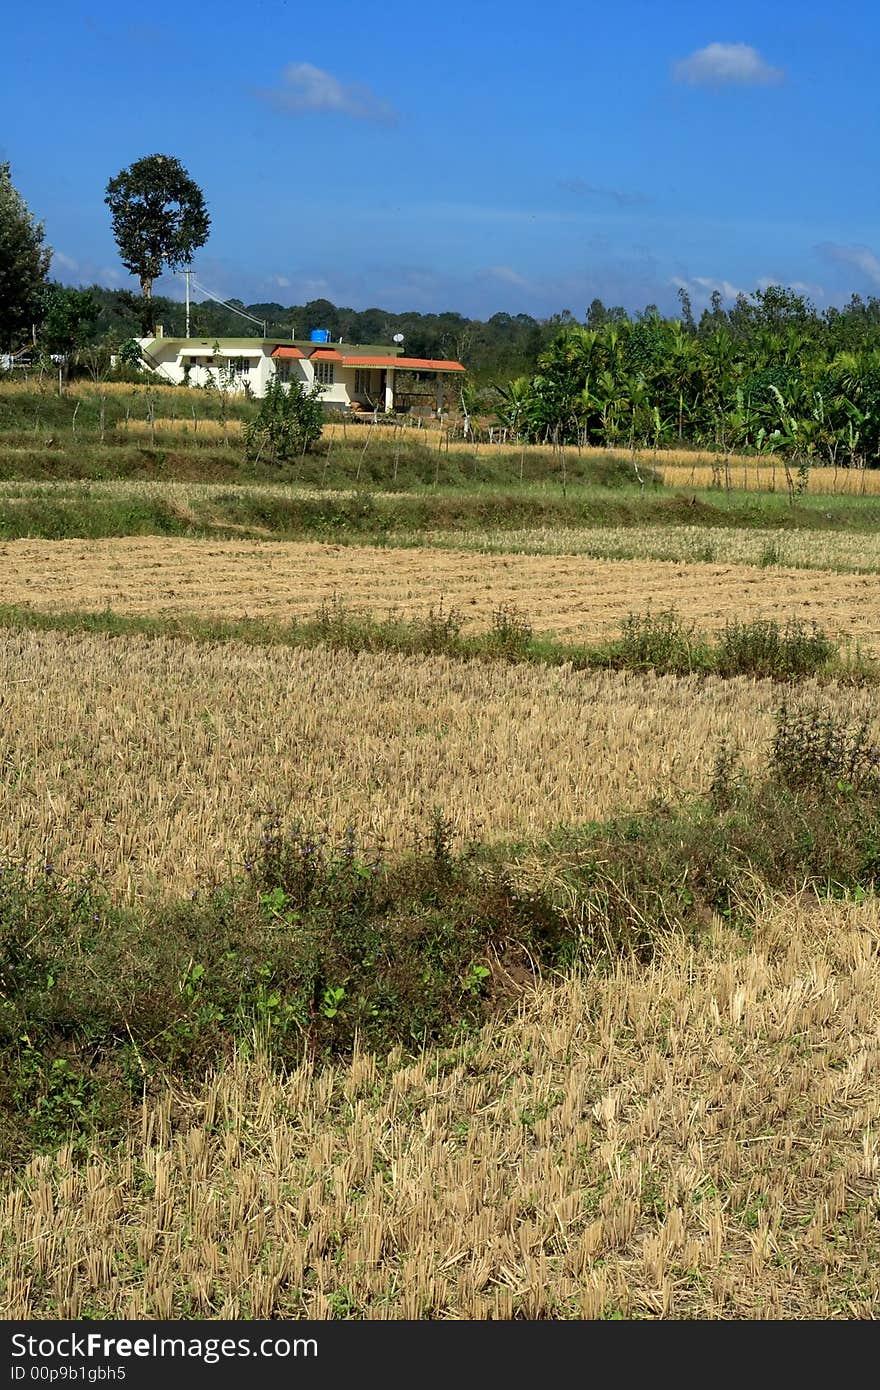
[343,355,465,372]
[310,348,344,361]
[179,346,263,357]
[271,346,305,359]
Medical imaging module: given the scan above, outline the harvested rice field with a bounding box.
[10,627,870,896]
[3,451,880,1324]
[3,535,880,650]
[406,524,880,573]
[5,895,879,1320]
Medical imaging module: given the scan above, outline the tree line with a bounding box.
[497,288,880,466]
[1,154,556,380]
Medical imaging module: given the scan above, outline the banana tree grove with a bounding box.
[495,287,880,467]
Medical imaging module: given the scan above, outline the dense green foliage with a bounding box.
[0,163,51,351]
[244,375,324,460]
[38,285,100,367]
[38,285,564,382]
[506,287,880,464]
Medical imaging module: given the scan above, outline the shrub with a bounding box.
[771,703,880,793]
[245,375,324,461]
[488,603,533,658]
[716,617,837,680]
[610,608,707,674]
[412,601,465,654]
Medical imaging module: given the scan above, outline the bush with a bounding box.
[245,375,324,461]
[610,609,708,674]
[771,703,880,793]
[604,610,849,681]
[488,603,533,658]
[716,617,837,680]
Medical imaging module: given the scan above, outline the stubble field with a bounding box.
[3,451,880,1321]
[5,627,856,896]
[2,534,880,650]
[5,895,879,1319]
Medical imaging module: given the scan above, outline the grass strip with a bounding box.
[4,472,880,541]
[0,601,873,685]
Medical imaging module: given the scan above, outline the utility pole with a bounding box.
[183,269,193,338]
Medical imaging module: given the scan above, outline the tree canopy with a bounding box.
[105,154,210,332]
[0,162,51,351]
[39,285,99,364]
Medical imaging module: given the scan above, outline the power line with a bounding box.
[185,274,267,337]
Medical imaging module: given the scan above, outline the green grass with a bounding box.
[0,602,871,685]
[4,473,880,543]
[3,382,880,532]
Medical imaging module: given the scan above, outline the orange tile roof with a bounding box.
[271,346,305,359]
[310,347,344,361]
[343,355,465,372]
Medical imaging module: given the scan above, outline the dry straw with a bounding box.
[116,418,244,438]
[657,461,880,497]
[1,627,878,897]
[3,893,879,1318]
[2,536,879,651]
[406,525,880,575]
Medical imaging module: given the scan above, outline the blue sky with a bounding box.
[2,0,878,319]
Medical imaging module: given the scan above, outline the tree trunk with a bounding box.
[139,277,154,336]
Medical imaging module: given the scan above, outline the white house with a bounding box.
[135,334,465,414]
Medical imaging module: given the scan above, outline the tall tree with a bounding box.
[0,162,51,350]
[677,285,696,333]
[105,154,210,334]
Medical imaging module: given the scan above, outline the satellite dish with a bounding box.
[392,333,404,343]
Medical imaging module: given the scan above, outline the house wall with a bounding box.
[137,341,276,396]
[301,357,350,408]
[136,340,403,413]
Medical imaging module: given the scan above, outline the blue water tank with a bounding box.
[310,328,331,343]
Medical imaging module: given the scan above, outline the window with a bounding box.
[230,357,251,374]
[276,361,291,382]
[355,369,373,395]
[313,361,334,386]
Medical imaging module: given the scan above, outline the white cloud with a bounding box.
[48,251,124,287]
[673,42,783,87]
[672,274,746,303]
[788,281,823,296]
[301,277,333,297]
[255,63,398,124]
[817,242,880,288]
[756,275,824,299]
[483,265,538,293]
